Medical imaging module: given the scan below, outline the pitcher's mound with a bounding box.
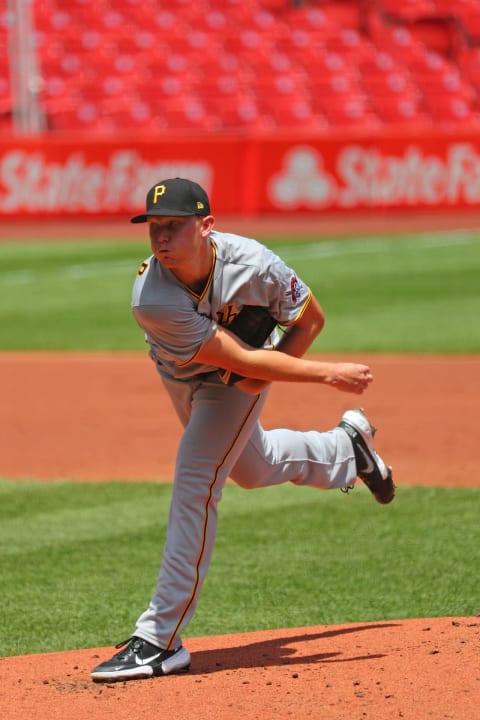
[1,618,478,720]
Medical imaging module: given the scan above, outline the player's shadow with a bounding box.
[189,623,399,674]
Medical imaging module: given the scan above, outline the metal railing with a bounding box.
[7,0,46,133]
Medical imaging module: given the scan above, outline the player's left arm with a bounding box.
[275,294,325,358]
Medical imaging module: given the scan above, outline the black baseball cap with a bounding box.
[130,177,211,223]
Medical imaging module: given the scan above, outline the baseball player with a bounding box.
[91,177,394,682]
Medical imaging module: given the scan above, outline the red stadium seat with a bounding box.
[302,6,330,30]
[253,72,308,104]
[40,74,69,103]
[407,18,460,55]
[320,0,364,29]
[434,0,480,34]
[421,71,475,103]
[96,96,150,129]
[34,6,77,32]
[264,97,329,130]
[44,105,79,132]
[39,48,86,85]
[161,108,219,132]
[201,74,249,98]
[423,95,480,125]
[224,27,275,55]
[314,94,379,129]
[326,29,374,60]
[49,101,112,132]
[274,26,327,58]
[378,0,437,22]
[283,5,329,33]
[408,47,450,74]
[216,95,270,130]
[310,70,361,98]
[459,11,480,42]
[362,70,420,104]
[371,95,431,125]
[28,0,480,133]
[456,45,480,90]
[408,49,477,102]
[98,93,217,132]
[0,70,11,127]
[311,49,350,75]
[358,49,402,78]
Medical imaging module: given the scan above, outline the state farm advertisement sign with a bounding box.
[0,149,215,213]
[1,131,480,218]
[266,142,480,209]
[0,135,243,217]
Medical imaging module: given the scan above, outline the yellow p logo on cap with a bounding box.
[153,185,166,204]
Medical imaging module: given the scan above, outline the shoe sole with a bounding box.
[91,663,191,682]
[92,665,190,682]
[91,647,191,682]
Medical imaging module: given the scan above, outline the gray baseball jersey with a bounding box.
[131,230,311,379]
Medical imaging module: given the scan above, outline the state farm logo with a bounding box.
[268,143,480,209]
[0,150,212,212]
[268,146,337,208]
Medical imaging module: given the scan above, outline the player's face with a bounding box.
[147,216,207,268]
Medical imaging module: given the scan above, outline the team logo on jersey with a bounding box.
[217,304,239,325]
[290,275,303,303]
[137,261,149,276]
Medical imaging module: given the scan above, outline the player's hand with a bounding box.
[326,363,373,394]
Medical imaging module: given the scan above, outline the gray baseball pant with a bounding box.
[134,374,356,649]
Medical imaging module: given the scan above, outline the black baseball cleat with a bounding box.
[339,408,395,505]
[91,636,191,682]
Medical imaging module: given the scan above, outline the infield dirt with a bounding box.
[0,352,479,720]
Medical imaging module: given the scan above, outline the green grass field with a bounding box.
[1,480,478,657]
[1,227,479,657]
[1,229,479,351]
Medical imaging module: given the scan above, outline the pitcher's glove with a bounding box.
[218,305,278,385]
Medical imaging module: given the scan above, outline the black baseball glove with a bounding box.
[218,305,278,385]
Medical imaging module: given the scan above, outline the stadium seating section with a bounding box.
[2,0,480,132]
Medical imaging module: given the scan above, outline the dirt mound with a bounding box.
[2,618,478,720]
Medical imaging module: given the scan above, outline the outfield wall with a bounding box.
[1,128,480,218]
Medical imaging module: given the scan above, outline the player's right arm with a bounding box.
[194,321,373,395]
